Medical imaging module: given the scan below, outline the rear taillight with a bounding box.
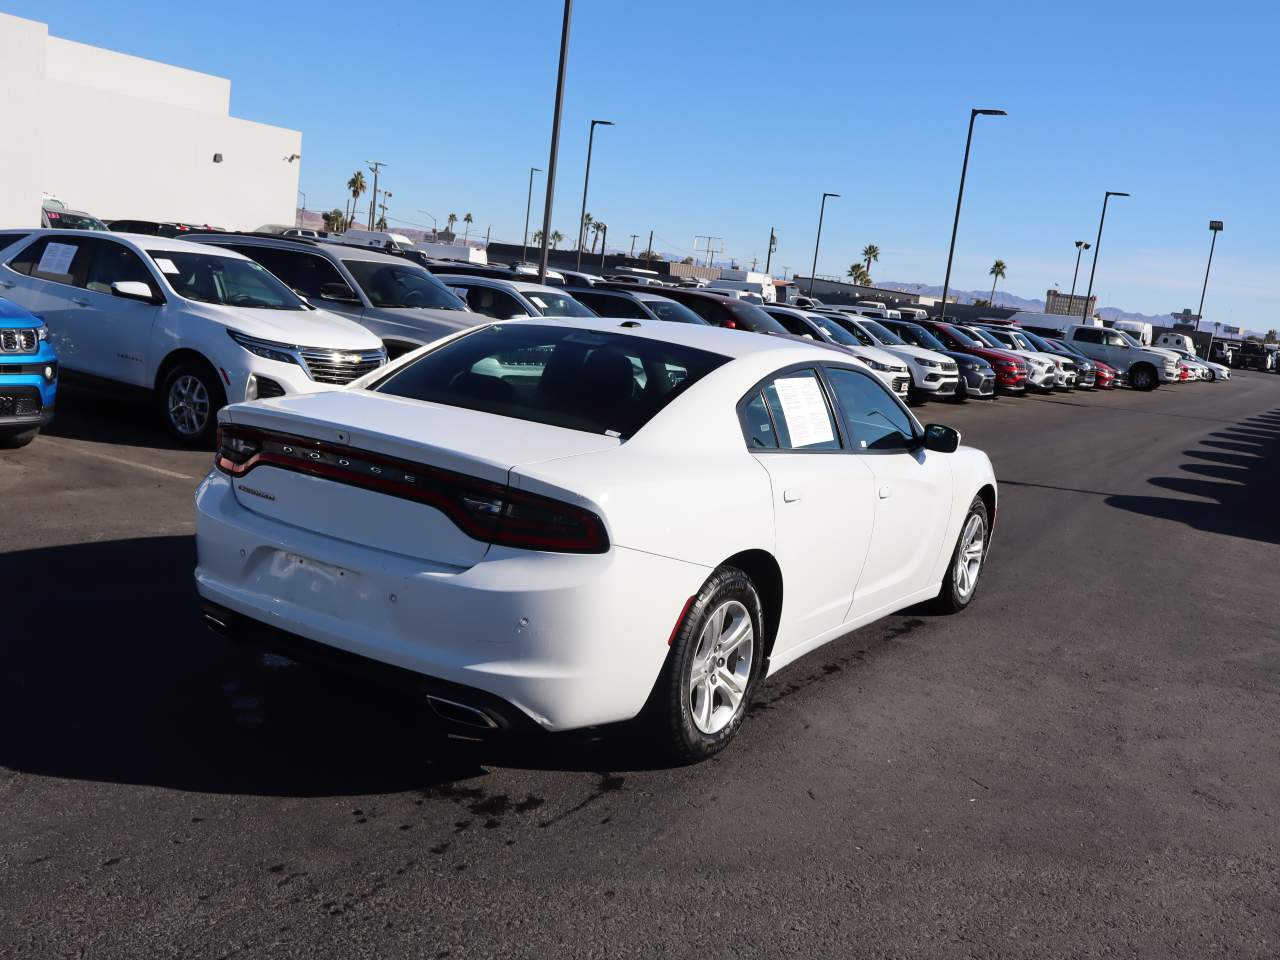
[215,424,608,554]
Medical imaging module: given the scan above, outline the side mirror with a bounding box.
[318,282,359,303]
[922,423,960,453]
[111,280,158,304]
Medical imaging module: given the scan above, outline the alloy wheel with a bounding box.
[168,373,211,437]
[688,599,754,735]
[954,512,986,601]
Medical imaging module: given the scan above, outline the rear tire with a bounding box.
[0,429,37,449]
[1129,363,1158,391]
[933,497,990,614]
[161,359,226,446]
[651,566,765,763]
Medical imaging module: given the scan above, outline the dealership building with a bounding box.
[0,13,300,230]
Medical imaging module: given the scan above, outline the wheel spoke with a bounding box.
[697,679,714,729]
[718,615,752,655]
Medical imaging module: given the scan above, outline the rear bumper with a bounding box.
[193,472,709,731]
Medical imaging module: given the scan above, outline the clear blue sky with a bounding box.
[10,0,1278,327]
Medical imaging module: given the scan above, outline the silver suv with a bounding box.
[186,233,476,357]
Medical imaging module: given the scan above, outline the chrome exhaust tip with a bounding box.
[202,612,229,635]
[426,695,499,730]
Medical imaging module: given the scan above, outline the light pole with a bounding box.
[575,118,614,271]
[537,0,573,283]
[765,226,777,275]
[939,108,1006,321]
[1195,220,1224,332]
[1069,240,1091,303]
[522,166,542,264]
[1080,191,1130,322]
[628,233,638,257]
[599,223,608,269]
[365,160,386,230]
[808,193,839,297]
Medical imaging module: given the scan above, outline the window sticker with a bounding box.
[37,241,78,276]
[774,376,834,448]
[154,257,180,275]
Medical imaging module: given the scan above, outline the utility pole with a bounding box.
[1195,220,1224,332]
[765,226,777,275]
[522,167,542,264]
[599,223,608,270]
[629,233,638,257]
[484,224,491,246]
[645,229,653,264]
[365,160,387,230]
[537,0,573,283]
[751,257,758,271]
[695,235,722,268]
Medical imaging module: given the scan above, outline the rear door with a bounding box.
[744,367,876,651]
[823,364,953,618]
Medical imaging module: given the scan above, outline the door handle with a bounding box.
[782,489,802,503]
[72,297,90,307]
[878,485,892,500]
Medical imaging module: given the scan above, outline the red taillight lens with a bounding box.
[215,424,608,554]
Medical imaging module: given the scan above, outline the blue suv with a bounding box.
[0,297,57,448]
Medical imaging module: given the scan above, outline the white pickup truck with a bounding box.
[1060,325,1181,390]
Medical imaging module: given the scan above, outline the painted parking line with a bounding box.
[39,437,199,482]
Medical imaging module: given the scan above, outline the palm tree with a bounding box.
[550,229,564,249]
[861,243,880,275]
[590,221,607,254]
[321,209,346,233]
[445,213,458,240]
[462,212,474,242]
[988,259,1007,306]
[846,262,871,285]
[346,171,366,228]
[580,212,593,251]
[375,214,388,230]
[532,229,544,246]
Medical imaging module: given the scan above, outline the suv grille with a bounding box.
[941,361,958,373]
[0,329,38,354]
[298,347,386,385]
[0,386,41,417]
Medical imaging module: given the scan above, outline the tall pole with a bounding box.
[629,233,638,257]
[1195,221,1223,332]
[808,192,838,297]
[765,226,776,275]
[365,161,386,230]
[576,118,614,271]
[599,223,607,269]
[537,0,573,284]
[645,229,653,264]
[1069,240,1090,302]
[939,108,1005,321]
[1081,191,1130,322]
[522,166,542,264]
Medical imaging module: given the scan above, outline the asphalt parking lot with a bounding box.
[3,375,1279,959]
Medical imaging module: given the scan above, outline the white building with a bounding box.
[0,13,301,229]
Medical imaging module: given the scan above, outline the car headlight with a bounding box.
[35,324,49,341]
[868,360,892,372]
[228,330,299,365]
[914,357,941,368]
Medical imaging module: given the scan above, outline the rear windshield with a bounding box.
[523,290,597,318]
[342,259,466,311]
[372,324,730,438]
[859,318,905,345]
[638,297,708,325]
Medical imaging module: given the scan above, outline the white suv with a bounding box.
[825,313,960,400]
[0,230,385,443]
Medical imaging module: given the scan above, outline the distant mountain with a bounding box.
[877,281,1173,326]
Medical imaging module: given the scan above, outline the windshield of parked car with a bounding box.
[342,259,467,310]
[522,290,597,318]
[806,314,861,347]
[638,296,708,325]
[1020,331,1056,352]
[968,327,1007,349]
[938,324,983,348]
[858,318,905,346]
[149,250,305,309]
[372,323,729,439]
[826,314,875,346]
[45,211,108,231]
[1116,330,1143,348]
[895,322,948,352]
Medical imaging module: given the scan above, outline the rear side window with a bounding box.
[373,324,730,439]
[231,246,354,301]
[9,237,86,284]
[1073,328,1103,344]
[455,285,529,319]
[768,311,817,338]
[759,369,841,451]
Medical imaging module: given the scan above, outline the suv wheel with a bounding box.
[0,429,37,449]
[161,360,225,446]
[1129,363,1157,391]
[651,566,765,763]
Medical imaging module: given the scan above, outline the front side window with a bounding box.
[825,366,916,452]
[769,311,816,338]
[230,246,354,301]
[523,290,596,318]
[1103,331,1128,347]
[84,240,160,296]
[373,324,728,438]
[1073,327,1103,344]
[343,260,465,310]
[456,285,530,319]
[760,369,841,451]
[148,250,306,310]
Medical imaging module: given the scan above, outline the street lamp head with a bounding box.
[974,108,1007,116]
[592,119,615,127]
[532,166,543,173]
[824,192,841,199]
[1075,240,1091,250]
[1106,191,1130,198]
[1209,220,1224,232]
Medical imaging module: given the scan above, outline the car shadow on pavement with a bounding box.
[44,380,191,452]
[1104,408,1280,546]
[0,535,675,798]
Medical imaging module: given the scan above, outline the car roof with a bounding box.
[185,232,412,266]
[435,274,562,295]
[18,228,252,258]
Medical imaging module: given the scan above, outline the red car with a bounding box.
[1092,360,1119,388]
[917,319,1028,394]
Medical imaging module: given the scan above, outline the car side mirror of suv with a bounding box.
[318,282,359,303]
[922,423,960,453]
[111,280,159,304]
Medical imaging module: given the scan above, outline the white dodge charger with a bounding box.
[195,318,997,761]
